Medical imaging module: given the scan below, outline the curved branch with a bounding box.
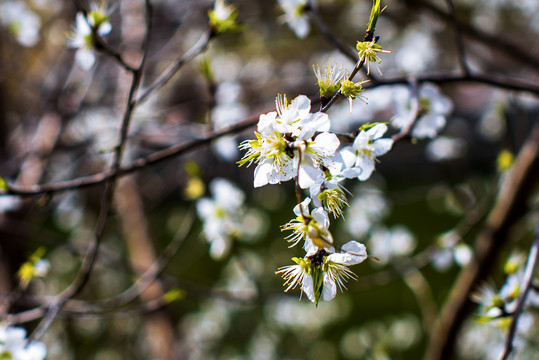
[424,125,539,360]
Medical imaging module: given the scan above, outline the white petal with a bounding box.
[312,207,330,228]
[302,274,316,303]
[322,272,337,301]
[253,161,272,187]
[366,123,388,139]
[209,236,231,259]
[97,22,112,36]
[372,138,393,156]
[339,146,356,168]
[299,112,330,139]
[341,167,362,179]
[293,197,311,217]
[311,132,340,154]
[75,49,96,70]
[292,17,310,39]
[298,164,323,189]
[257,112,278,134]
[356,156,375,181]
[291,95,311,117]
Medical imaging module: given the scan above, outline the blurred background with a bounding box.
[0,0,538,359]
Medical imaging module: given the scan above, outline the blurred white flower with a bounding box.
[196,178,245,259]
[431,231,472,271]
[211,82,248,161]
[368,226,416,265]
[0,325,47,360]
[67,2,112,70]
[345,186,390,238]
[392,83,453,139]
[395,29,436,74]
[425,136,466,162]
[278,0,310,38]
[0,1,41,47]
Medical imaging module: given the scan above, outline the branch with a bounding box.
[444,0,470,76]
[133,27,213,106]
[306,1,361,64]
[501,226,539,359]
[401,0,539,72]
[424,125,539,360]
[391,79,419,142]
[1,71,538,198]
[27,0,155,342]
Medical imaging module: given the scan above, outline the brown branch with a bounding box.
[27,0,155,342]
[424,125,539,360]
[1,72,538,198]
[401,0,539,72]
[444,0,470,76]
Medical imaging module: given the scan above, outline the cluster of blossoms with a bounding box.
[472,251,539,321]
[0,325,47,360]
[67,1,112,70]
[196,178,246,260]
[238,92,394,305]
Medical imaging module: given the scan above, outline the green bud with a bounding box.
[164,288,186,304]
[0,177,8,192]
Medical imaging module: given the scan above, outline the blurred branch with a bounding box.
[402,0,539,72]
[27,0,154,342]
[444,0,470,76]
[391,79,419,142]
[425,125,539,360]
[501,225,539,360]
[306,1,365,67]
[133,26,213,106]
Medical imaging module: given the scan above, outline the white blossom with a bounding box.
[67,2,112,70]
[392,83,453,139]
[0,325,47,360]
[278,0,310,39]
[239,94,339,189]
[196,178,245,259]
[368,226,416,265]
[340,123,393,181]
[276,241,367,305]
[0,1,41,47]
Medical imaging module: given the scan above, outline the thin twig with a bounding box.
[392,79,419,142]
[501,225,539,360]
[133,27,213,106]
[306,1,359,64]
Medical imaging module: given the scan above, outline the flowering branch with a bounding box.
[425,125,539,360]
[501,226,539,360]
